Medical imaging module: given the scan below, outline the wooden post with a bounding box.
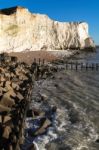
[34,58,36,63]
[96,63,98,71]
[86,62,88,70]
[81,63,83,70]
[71,62,73,70]
[38,58,40,65]
[75,62,78,71]
[43,59,45,65]
[91,63,94,70]
[66,61,68,70]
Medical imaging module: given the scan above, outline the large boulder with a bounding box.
[84,37,95,50]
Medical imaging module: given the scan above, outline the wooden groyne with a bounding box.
[65,62,99,71]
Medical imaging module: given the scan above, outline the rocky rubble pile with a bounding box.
[0,53,58,150]
[0,53,34,150]
[23,105,57,149]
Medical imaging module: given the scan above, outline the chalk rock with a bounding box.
[0,6,95,53]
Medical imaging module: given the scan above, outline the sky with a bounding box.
[0,0,98,45]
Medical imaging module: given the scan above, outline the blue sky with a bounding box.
[0,0,98,45]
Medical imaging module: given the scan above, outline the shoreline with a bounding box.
[9,49,96,65]
[0,49,99,150]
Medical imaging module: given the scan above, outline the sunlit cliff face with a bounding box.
[78,22,89,47]
[0,6,95,53]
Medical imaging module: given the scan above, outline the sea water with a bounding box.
[23,48,99,150]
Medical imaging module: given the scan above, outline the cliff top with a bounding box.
[0,6,95,52]
[0,6,26,15]
[0,6,86,25]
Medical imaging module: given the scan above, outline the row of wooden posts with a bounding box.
[33,58,45,65]
[1,56,98,71]
[33,58,99,71]
[65,62,99,71]
[1,55,98,71]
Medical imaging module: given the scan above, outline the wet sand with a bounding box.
[9,51,58,64]
[9,50,78,64]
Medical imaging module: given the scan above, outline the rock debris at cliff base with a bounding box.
[0,53,35,150]
[0,52,59,150]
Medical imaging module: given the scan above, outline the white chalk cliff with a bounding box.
[0,6,95,53]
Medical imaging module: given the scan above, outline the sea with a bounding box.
[23,48,99,150]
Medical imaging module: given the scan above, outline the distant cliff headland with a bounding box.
[0,6,95,53]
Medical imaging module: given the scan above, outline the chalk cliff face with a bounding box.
[0,6,95,53]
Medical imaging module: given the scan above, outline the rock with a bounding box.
[0,116,2,123]
[52,106,57,113]
[6,90,16,98]
[5,81,12,91]
[34,118,51,136]
[3,126,12,139]
[9,145,13,150]
[84,37,95,50]
[3,115,11,124]
[80,147,88,150]
[26,108,45,119]
[0,6,95,53]
[33,142,39,150]
[12,135,17,143]
[46,142,72,150]
[0,76,5,82]
[0,67,4,73]
[40,93,48,101]
[95,139,99,143]
[0,54,33,150]
[54,83,59,87]
[11,56,18,62]
[33,110,45,119]
[0,104,11,112]
[32,108,41,117]
[19,136,24,145]
[19,74,28,81]
[0,87,3,96]
[16,92,24,101]
[69,109,80,124]
[0,93,15,107]
[11,82,19,90]
[27,142,39,150]
[41,118,52,129]
[26,109,33,117]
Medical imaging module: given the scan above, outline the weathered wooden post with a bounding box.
[75,62,78,71]
[38,58,40,65]
[86,62,88,70]
[91,63,94,70]
[43,59,45,65]
[34,58,36,63]
[81,63,83,70]
[96,63,99,71]
[66,61,68,70]
[71,62,73,70]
